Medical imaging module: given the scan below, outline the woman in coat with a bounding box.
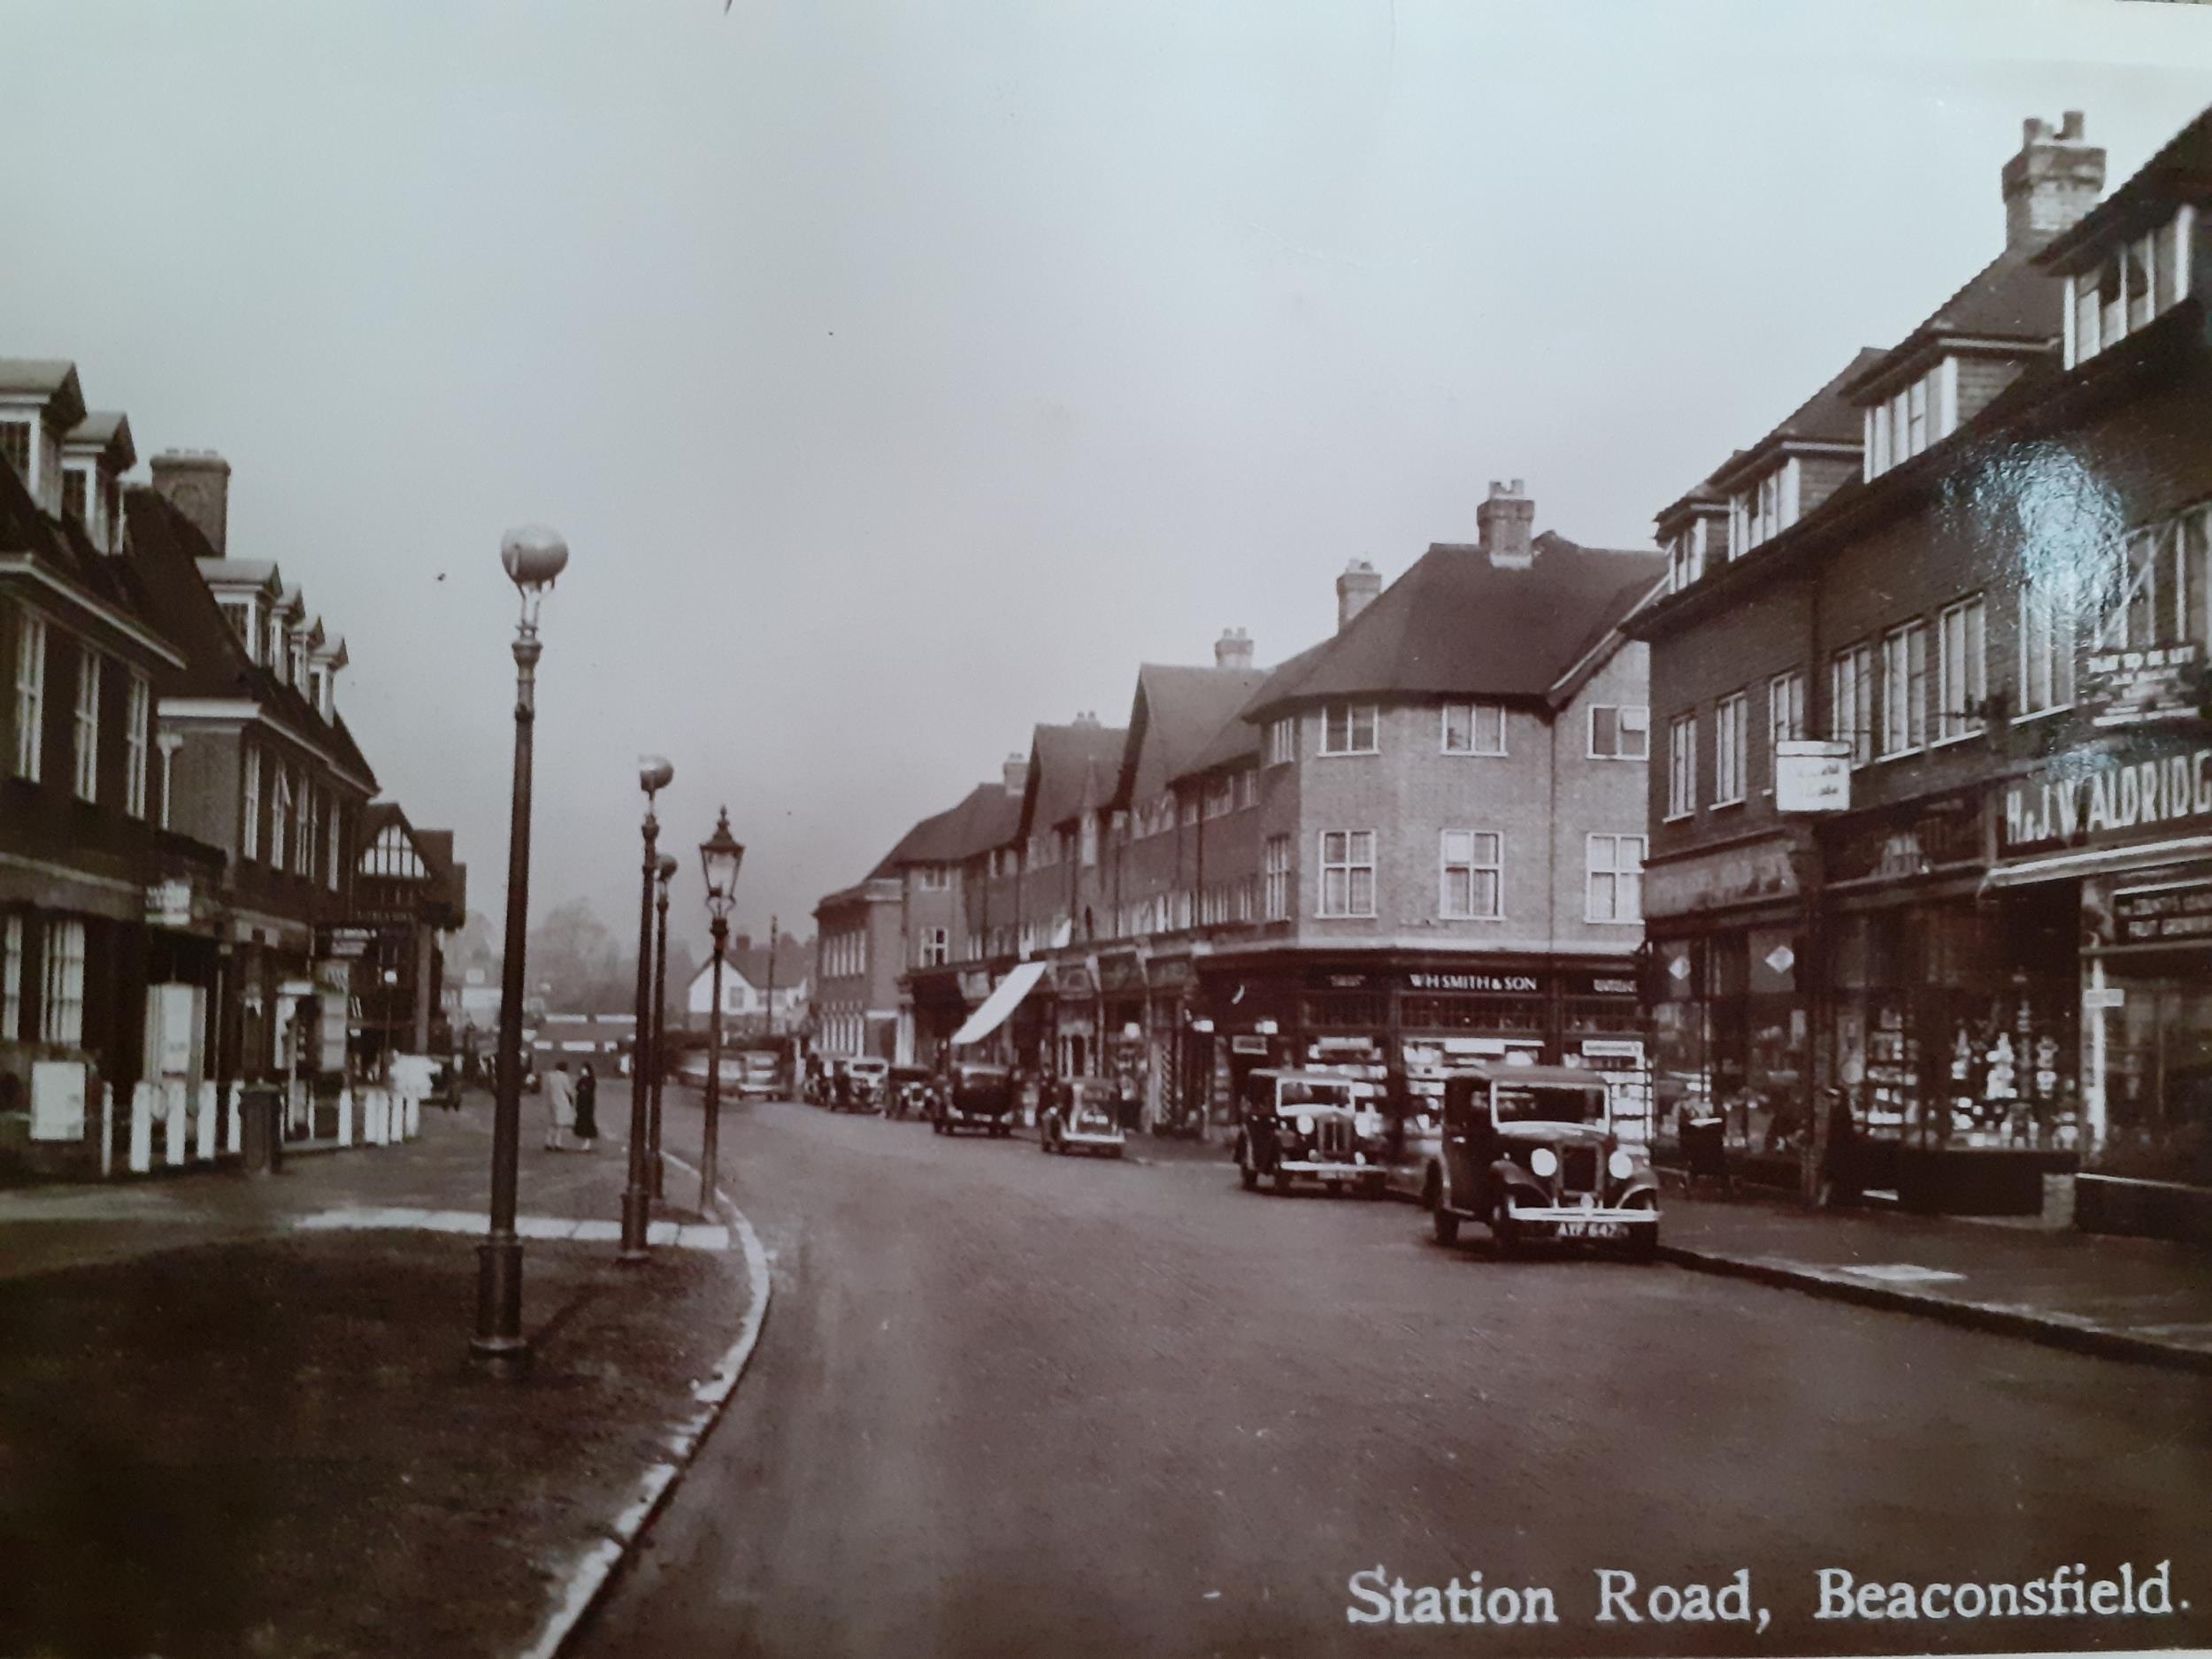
[573,1063,599,1151]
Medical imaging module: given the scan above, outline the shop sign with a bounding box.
[1230,1035,1271,1055]
[2083,987,2127,1010]
[2112,879,2212,946]
[1406,970,1541,995]
[145,879,198,928]
[2083,641,2204,727]
[1642,838,1800,918]
[1775,741,1853,813]
[1567,971,1638,998]
[1098,954,1146,995]
[317,925,376,961]
[2000,739,2212,854]
[1054,964,1096,997]
[958,971,993,1001]
[1308,969,1380,990]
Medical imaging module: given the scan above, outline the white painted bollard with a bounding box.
[129,1083,154,1174]
[196,1083,219,1162]
[337,1088,354,1148]
[163,1080,188,1166]
[99,1082,114,1179]
[403,1092,420,1139]
[226,1083,243,1156]
[365,1088,388,1146]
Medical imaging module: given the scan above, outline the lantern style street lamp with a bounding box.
[648,851,677,1200]
[698,807,745,1212]
[619,755,675,1262]
[472,523,569,1378]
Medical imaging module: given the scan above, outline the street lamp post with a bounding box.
[620,756,675,1263]
[698,808,746,1213]
[648,851,676,1200]
[472,524,569,1378]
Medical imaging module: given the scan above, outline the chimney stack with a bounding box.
[2002,112,2104,250]
[1214,626,1254,669]
[734,932,752,955]
[1477,479,1536,570]
[150,449,231,556]
[1002,752,1028,795]
[1335,560,1381,632]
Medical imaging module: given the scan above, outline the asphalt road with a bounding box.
[577,1096,2212,1658]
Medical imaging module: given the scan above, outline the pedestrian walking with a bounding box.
[574,1063,599,1151]
[1818,1086,1863,1210]
[541,1061,576,1152]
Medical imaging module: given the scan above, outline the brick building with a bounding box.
[810,874,903,1059]
[1630,108,2212,1206]
[850,480,1663,1136]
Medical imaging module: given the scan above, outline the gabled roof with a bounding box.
[1841,243,2063,403]
[1709,349,1886,493]
[873,780,1025,872]
[1177,639,1330,779]
[1116,662,1271,805]
[65,411,135,470]
[1242,537,1664,719]
[0,359,86,428]
[0,444,178,664]
[124,487,378,790]
[2039,104,2212,273]
[1654,473,1730,534]
[195,557,283,595]
[1023,720,1127,833]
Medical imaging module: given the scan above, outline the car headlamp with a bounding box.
[1530,1146,1559,1179]
[1295,1114,1316,1137]
[1608,1148,1636,1181]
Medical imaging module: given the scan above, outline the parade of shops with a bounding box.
[1,357,470,1179]
[1629,110,2212,1213]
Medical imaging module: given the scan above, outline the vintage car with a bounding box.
[1233,1069,1389,1196]
[833,1056,889,1113]
[1425,1063,1658,1259]
[887,1064,934,1119]
[1041,1076,1126,1157]
[933,1062,1016,1136]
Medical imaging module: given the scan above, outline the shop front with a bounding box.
[1993,730,2212,1226]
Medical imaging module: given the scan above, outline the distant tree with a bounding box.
[528,899,632,1013]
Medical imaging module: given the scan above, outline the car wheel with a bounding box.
[1325,1181,1344,1199]
[1432,1203,1460,1246]
[1626,1226,1660,1265]
[1489,1195,1520,1260]
[1237,1138,1257,1191]
[1271,1161,1294,1196]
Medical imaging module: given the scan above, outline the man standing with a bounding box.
[542,1061,576,1152]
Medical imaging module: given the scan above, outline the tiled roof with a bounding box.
[1179,639,1330,779]
[124,488,379,790]
[1025,720,1126,832]
[876,780,1025,871]
[2039,104,2212,271]
[722,933,810,993]
[1242,536,1664,718]
[1709,349,1886,495]
[0,449,153,622]
[1843,244,2063,400]
[66,411,134,468]
[1117,662,1271,805]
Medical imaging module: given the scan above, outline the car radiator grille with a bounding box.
[1560,1147,1601,1194]
[1316,1118,1352,1158]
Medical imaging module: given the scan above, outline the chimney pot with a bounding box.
[1003,752,1028,795]
[149,449,232,556]
[1214,627,1256,668]
[1476,477,1538,569]
[1335,558,1382,633]
[734,933,752,954]
[2002,111,2105,250]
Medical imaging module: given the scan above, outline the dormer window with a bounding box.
[1667,520,1709,592]
[288,639,307,688]
[1730,461,1800,557]
[61,466,88,523]
[265,614,285,679]
[0,420,28,483]
[2067,209,2193,368]
[1863,361,1961,480]
[219,600,256,655]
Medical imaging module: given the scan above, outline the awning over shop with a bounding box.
[949,961,1048,1047]
[1982,833,2212,890]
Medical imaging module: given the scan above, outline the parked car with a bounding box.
[1233,1069,1388,1196]
[933,1063,1016,1136]
[1041,1076,1125,1157]
[677,1051,750,1090]
[838,1056,890,1113]
[887,1064,933,1119]
[1424,1063,1658,1260]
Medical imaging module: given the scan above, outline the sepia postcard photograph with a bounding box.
[3,2,2211,1655]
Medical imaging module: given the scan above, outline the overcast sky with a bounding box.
[7,1,2209,963]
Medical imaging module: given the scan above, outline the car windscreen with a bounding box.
[1493,1083,1606,1125]
[1275,1080,1354,1109]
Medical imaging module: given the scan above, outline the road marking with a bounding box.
[1834,1263,1968,1284]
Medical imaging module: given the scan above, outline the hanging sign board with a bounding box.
[1775,741,1853,813]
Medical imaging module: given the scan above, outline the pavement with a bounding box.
[574,1096,2212,1659]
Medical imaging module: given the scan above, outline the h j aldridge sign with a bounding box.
[2001,741,2212,854]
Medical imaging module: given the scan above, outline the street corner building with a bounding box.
[1627,108,2212,1228]
[0,358,469,1180]
[816,480,1666,1139]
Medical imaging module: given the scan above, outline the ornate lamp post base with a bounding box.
[471,1235,530,1377]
